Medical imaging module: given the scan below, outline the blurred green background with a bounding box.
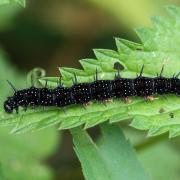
[0,0,180,179]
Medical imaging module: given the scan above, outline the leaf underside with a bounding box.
[72,123,149,180]
[0,5,180,138]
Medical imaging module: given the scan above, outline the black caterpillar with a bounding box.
[4,63,180,114]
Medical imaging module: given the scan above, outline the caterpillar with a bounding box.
[4,63,180,114]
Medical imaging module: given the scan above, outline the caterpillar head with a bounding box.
[4,97,16,113]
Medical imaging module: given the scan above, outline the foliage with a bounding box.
[0,6,180,138]
[0,2,180,180]
[72,123,149,180]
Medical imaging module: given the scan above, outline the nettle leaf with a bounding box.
[1,5,180,137]
[71,123,149,180]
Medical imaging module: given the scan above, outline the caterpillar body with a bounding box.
[4,64,180,114]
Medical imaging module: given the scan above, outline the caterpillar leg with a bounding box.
[101,98,113,107]
[84,101,93,106]
[83,102,93,109]
[104,99,113,103]
[144,95,156,101]
[122,97,132,104]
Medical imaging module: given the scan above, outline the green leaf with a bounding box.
[1,5,180,137]
[71,123,149,180]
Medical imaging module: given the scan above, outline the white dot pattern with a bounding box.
[4,75,180,113]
